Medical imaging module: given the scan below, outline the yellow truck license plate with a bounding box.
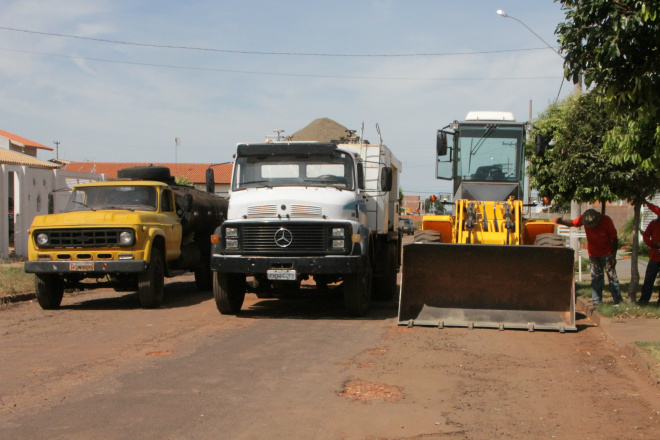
[70,262,94,271]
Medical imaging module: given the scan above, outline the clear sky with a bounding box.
[1,0,571,198]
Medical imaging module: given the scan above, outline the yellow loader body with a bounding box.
[399,199,576,332]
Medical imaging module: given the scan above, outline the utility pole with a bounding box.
[54,141,60,159]
[174,137,181,176]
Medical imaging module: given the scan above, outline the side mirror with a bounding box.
[436,131,448,156]
[535,134,547,157]
[48,193,54,214]
[380,167,393,192]
[205,168,215,193]
[357,163,365,190]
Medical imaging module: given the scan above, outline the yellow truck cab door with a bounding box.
[160,188,182,260]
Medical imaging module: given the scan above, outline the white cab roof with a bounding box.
[465,111,516,122]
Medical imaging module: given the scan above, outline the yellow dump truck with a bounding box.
[399,112,575,332]
[24,166,227,309]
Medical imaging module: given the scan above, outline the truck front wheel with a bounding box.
[214,272,246,314]
[35,274,64,310]
[344,263,372,317]
[138,247,165,308]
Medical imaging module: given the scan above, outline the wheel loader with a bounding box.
[399,111,576,332]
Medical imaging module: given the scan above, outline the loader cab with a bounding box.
[436,112,526,202]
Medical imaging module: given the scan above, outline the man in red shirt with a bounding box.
[640,201,660,306]
[552,209,622,306]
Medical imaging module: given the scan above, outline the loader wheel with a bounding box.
[214,272,246,314]
[35,274,64,310]
[414,230,442,243]
[344,262,373,317]
[138,247,165,308]
[372,242,398,301]
[535,233,564,247]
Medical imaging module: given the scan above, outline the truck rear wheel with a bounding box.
[344,263,372,317]
[35,274,64,310]
[138,247,165,308]
[214,272,246,314]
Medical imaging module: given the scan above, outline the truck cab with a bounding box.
[211,141,401,317]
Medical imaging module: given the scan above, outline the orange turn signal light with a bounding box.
[211,235,220,243]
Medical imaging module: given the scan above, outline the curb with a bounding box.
[576,297,660,388]
[0,292,36,306]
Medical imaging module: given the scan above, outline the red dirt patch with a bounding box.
[340,379,404,402]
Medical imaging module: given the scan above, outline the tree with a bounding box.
[530,90,660,301]
[557,0,660,170]
[175,175,193,186]
[556,0,660,301]
[424,196,446,215]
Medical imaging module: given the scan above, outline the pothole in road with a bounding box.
[340,379,404,402]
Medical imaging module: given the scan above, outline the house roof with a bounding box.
[63,162,233,184]
[0,129,53,151]
[0,148,60,168]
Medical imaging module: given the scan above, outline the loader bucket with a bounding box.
[399,243,576,332]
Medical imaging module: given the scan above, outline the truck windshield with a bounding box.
[64,186,158,212]
[456,125,522,182]
[232,151,355,191]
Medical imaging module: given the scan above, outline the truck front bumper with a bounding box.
[210,255,363,274]
[24,260,147,274]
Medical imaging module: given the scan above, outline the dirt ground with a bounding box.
[1,271,660,439]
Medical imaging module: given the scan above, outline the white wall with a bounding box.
[0,166,104,259]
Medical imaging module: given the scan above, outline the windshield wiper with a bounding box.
[240,180,272,188]
[72,200,96,211]
[102,205,135,211]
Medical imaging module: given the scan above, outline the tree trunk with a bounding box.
[627,202,641,302]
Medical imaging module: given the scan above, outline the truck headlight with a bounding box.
[225,228,238,238]
[226,239,239,249]
[119,231,133,245]
[36,233,49,246]
[332,228,345,237]
[332,239,345,249]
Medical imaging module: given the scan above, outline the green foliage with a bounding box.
[530,90,660,206]
[175,175,193,186]
[557,0,660,170]
[424,197,446,214]
[529,91,618,206]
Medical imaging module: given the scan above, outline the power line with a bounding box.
[0,47,562,81]
[0,25,559,58]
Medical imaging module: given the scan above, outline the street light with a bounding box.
[496,9,563,59]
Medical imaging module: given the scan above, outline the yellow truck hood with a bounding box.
[30,211,159,228]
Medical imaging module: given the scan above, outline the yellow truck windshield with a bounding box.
[65,186,158,212]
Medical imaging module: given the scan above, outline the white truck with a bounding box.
[209,138,402,316]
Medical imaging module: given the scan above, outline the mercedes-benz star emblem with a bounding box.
[274,228,293,248]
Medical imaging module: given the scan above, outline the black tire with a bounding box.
[372,241,398,301]
[535,233,564,247]
[117,166,172,183]
[213,272,246,314]
[414,230,442,243]
[35,274,64,310]
[138,247,165,308]
[194,259,213,291]
[344,259,373,317]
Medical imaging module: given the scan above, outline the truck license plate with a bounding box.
[70,262,94,271]
[267,270,297,281]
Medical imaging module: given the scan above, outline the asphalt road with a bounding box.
[2,273,660,439]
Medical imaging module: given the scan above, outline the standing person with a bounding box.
[640,201,660,306]
[552,209,623,306]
